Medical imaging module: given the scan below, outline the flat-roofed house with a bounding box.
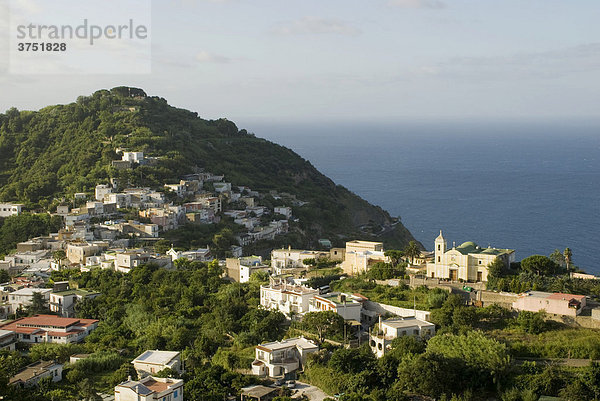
[226,256,271,283]
[132,350,183,377]
[9,360,62,387]
[512,291,586,317]
[9,287,52,311]
[49,289,100,318]
[340,241,388,276]
[308,292,363,321]
[251,337,318,379]
[370,317,436,358]
[115,376,183,401]
[0,329,17,350]
[0,314,98,344]
[260,283,319,317]
[0,203,23,217]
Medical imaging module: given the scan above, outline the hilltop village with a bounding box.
[1,161,599,401]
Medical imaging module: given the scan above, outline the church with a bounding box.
[426,231,515,282]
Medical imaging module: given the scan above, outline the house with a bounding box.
[270,247,334,273]
[226,256,270,283]
[115,376,183,401]
[0,314,99,344]
[9,360,63,387]
[213,182,232,193]
[132,350,183,377]
[251,337,318,379]
[122,151,144,163]
[95,184,113,201]
[0,329,17,350]
[164,183,186,198]
[66,243,101,264]
[308,292,363,321]
[241,385,278,401]
[49,288,100,317]
[9,287,52,311]
[0,203,23,217]
[512,291,586,317]
[426,231,515,282]
[370,317,436,358]
[340,240,388,276]
[260,283,319,317]
[274,206,292,219]
[167,247,212,263]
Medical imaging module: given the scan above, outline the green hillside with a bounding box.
[0,87,417,249]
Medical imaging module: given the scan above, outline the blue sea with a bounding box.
[244,120,600,274]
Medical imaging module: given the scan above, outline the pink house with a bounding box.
[512,291,586,317]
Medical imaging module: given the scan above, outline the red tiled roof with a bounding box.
[47,331,75,337]
[144,379,170,393]
[15,315,80,327]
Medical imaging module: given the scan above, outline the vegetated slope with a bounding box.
[0,87,418,248]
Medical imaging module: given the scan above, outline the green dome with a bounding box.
[458,241,477,248]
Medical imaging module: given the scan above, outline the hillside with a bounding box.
[0,87,417,249]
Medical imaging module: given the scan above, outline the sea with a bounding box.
[244,120,600,275]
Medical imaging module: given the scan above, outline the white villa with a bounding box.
[132,350,183,377]
[308,292,363,321]
[426,231,515,282]
[115,376,183,401]
[260,283,319,317]
[370,317,435,358]
[251,337,318,379]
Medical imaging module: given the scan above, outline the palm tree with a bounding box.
[404,241,421,265]
[564,248,572,271]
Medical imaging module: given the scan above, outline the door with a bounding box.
[449,270,458,281]
[477,271,482,282]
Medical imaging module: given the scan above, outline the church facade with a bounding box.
[426,231,515,282]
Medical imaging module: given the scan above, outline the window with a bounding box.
[437,245,440,251]
[478,260,482,265]
[437,256,441,262]
[174,390,178,398]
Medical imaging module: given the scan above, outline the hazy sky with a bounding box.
[1,0,599,126]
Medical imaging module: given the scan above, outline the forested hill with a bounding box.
[0,86,417,248]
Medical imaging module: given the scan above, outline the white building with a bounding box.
[0,203,23,217]
[370,317,436,358]
[251,337,318,379]
[95,184,113,201]
[49,289,100,318]
[308,292,363,321]
[274,206,292,219]
[260,283,319,317]
[9,360,63,387]
[270,247,333,273]
[122,151,144,163]
[115,376,183,401]
[132,350,183,377]
[9,288,52,311]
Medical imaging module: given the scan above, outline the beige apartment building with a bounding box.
[340,240,388,275]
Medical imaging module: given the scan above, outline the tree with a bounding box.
[404,241,421,264]
[517,311,547,334]
[520,255,559,276]
[564,248,573,271]
[549,249,566,267]
[302,311,344,342]
[384,250,404,267]
[78,378,102,401]
[27,291,49,315]
[0,269,10,283]
[487,257,505,279]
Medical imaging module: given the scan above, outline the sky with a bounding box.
[1,0,599,127]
